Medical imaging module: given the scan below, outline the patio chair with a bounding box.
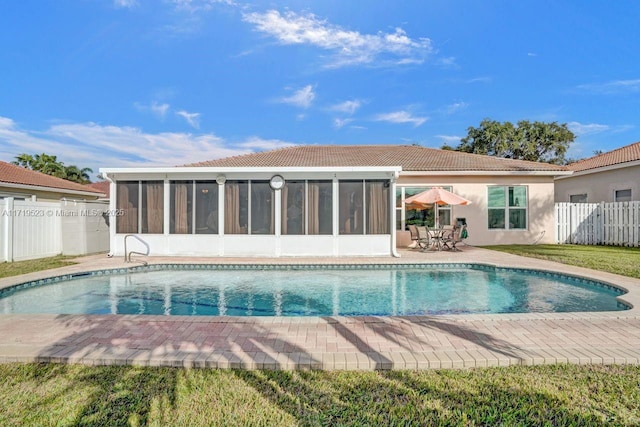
[407,224,420,249]
[442,224,467,251]
[415,226,433,251]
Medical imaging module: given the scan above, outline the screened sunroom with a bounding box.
[100,166,401,257]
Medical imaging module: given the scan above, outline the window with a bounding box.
[488,186,527,229]
[170,181,219,234]
[570,194,587,203]
[141,181,164,234]
[339,180,390,235]
[398,186,452,230]
[366,180,389,234]
[339,180,364,234]
[615,189,632,202]
[250,181,274,234]
[116,181,139,233]
[282,181,305,235]
[224,180,248,234]
[223,180,274,235]
[116,181,164,234]
[195,181,218,234]
[308,180,332,235]
[170,181,193,234]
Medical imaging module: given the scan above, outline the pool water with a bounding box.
[0,265,626,316]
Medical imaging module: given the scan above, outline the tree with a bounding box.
[64,165,93,184]
[12,153,93,184]
[448,119,575,164]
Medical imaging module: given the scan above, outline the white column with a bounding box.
[390,174,400,257]
[163,179,170,235]
[332,177,339,256]
[218,180,225,256]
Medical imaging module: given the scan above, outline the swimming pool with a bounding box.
[0,264,628,316]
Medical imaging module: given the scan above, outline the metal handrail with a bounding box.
[123,234,150,265]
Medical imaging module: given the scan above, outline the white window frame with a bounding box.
[569,194,587,203]
[614,189,632,202]
[487,185,528,230]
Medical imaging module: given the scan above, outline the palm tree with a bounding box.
[64,165,93,184]
[12,153,36,168]
[32,153,65,178]
[12,152,93,183]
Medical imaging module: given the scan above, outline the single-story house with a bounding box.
[100,145,571,258]
[0,161,105,201]
[555,141,640,203]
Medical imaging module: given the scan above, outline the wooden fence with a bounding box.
[555,202,640,246]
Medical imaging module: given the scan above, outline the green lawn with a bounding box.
[0,363,638,426]
[0,255,77,279]
[2,248,640,425]
[483,244,640,279]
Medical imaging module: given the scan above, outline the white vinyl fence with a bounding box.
[1,198,110,262]
[555,202,640,247]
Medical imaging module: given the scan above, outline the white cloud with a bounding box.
[436,135,462,145]
[176,110,201,128]
[114,0,137,8]
[236,136,296,151]
[135,101,170,119]
[151,101,170,118]
[577,79,640,94]
[330,99,362,115]
[0,116,305,177]
[243,10,432,68]
[0,116,248,175]
[444,101,468,115]
[465,76,491,84]
[437,56,458,68]
[171,0,235,13]
[278,85,315,109]
[333,118,353,129]
[567,121,610,136]
[374,111,427,127]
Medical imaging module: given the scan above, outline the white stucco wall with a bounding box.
[554,164,640,203]
[397,175,557,246]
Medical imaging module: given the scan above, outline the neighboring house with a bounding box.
[0,161,105,201]
[85,181,111,200]
[100,145,570,257]
[555,141,640,203]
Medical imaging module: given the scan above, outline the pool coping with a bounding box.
[1,247,640,370]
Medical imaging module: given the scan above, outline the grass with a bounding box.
[0,255,77,279]
[0,363,638,426]
[483,244,640,279]
[1,248,639,425]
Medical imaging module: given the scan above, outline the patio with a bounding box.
[0,246,639,370]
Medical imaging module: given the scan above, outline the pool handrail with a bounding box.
[124,234,150,265]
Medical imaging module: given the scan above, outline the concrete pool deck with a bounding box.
[1,246,640,370]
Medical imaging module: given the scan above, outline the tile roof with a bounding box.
[0,161,104,195]
[187,145,569,172]
[85,181,110,198]
[568,141,640,172]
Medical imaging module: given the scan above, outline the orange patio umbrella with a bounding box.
[404,187,472,208]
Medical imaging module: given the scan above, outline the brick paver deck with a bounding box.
[1,247,639,370]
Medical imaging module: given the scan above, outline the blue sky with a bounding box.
[1,0,639,178]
